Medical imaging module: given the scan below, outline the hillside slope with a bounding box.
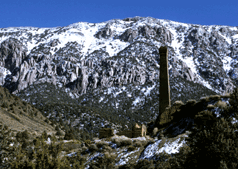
[0,85,56,136]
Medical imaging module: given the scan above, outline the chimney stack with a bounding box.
[159,46,171,117]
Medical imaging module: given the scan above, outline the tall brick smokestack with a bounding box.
[159,46,171,119]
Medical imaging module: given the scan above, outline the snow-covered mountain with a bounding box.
[1,16,238,168]
[1,16,238,131]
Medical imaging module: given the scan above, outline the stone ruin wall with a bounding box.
[99,123,147,139]
[99,128,114,139]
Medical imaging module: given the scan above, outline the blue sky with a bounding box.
[0,0,237,28]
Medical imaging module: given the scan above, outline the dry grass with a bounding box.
[0,107,55,135]
[0,85,57,139]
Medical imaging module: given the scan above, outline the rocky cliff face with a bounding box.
[0,16,238,117]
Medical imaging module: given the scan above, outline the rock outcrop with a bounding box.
[119,25,172,43]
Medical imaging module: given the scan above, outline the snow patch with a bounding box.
[139,137,186,160]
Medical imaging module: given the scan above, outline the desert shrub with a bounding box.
[64,130,75,140]
[128,145,136,151]
[133,140,143,147]
[9,105,13,111]
[215,100,227,110]
[89,144,98,152]
[88,152,117,169]
[44,118,49,123]
[10,133,85,168]
[102,145,112,153]
[152,127,159,136]
[151,151,183,169]
[0,124,17,168]
[41,130,48,140]
[1,101,8,108]
[135,159,155,169]
[158,137,167,149]
[119,163,136,169]
[21,139,29,149]
[63,142,81,152]
[55,125,60,131]
[81,146,89,155]
[111,137,133,147]
[96,141,109,148]
[139,140,149,147]
[56,130,64,136]
[121,139,133,146]
[144,140,156,148]
[111,137,122,147]
[33,137,38,145]
[22,130,29,140]
[11,109,15,114]
[16,131,24,142]
[169,145,190,168]
[84,139,91,146]
[65,153,86,169]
